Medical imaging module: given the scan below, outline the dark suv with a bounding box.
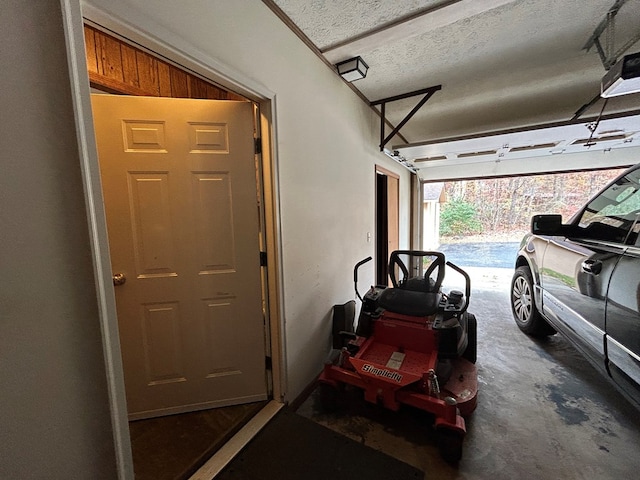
[510,163,640,409]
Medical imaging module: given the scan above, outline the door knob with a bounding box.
[112,273,127,286]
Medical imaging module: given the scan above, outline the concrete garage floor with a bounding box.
[297,267,640,480]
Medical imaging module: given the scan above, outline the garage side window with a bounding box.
[577,167,640,244]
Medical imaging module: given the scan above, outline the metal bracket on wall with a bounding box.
[370,85,442,152]
[583,0,639,70]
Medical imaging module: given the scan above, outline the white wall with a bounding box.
[0,1,119,477]
[83,0,412,401]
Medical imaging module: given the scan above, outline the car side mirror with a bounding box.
[531,214,564,235]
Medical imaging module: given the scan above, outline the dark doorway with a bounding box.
[375,168,399,285]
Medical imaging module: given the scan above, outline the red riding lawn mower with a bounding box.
[318,250,478,462]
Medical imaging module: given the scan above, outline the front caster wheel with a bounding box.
[437,428,463,463]
[317,382,341,412]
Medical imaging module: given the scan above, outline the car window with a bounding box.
[576,167,640,244]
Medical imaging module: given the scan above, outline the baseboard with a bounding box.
[288,372,322,411]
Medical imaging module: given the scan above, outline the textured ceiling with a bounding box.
[268,0,640,178]
[275,0,448,50]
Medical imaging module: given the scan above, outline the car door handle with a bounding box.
[581,259,602,275]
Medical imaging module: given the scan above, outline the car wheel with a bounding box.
[511,266,556,337]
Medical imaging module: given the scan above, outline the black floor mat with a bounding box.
[216,408,423,480]
[129,401,267,480]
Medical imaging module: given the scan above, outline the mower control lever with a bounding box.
[354,256,373,301]
[445,261,471,314]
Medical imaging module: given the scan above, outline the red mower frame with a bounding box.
[318,250,478,462]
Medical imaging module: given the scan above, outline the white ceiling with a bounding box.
[266,0,640,179]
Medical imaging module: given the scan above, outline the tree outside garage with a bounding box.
[436,168,625,243]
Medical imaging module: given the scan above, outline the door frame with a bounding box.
[375,165,400,284]
[61,2,286,477]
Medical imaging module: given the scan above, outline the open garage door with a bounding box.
[426,168,625,267]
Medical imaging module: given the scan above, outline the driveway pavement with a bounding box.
[438,241,520,269]
[438,242,518,293]
[443,265,513,293]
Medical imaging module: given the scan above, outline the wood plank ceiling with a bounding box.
[84,25,245,101]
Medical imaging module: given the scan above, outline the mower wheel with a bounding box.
[462,313,477,364]
[511,266,556,337]
[437,428,463,463]
[317,382,341,412]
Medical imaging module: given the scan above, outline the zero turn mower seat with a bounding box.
[378,276,441,317]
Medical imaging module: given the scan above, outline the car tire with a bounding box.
[511,266,556,337]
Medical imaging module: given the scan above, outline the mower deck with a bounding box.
[320,318,478,433]
[320,338,478,418]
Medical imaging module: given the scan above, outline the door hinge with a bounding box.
[260,251,268,267]
[254,137,262,155]
[265,356,272,370]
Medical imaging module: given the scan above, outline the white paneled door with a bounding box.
[91,95,267,419]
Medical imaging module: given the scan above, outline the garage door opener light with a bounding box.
[601,52,640,98]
